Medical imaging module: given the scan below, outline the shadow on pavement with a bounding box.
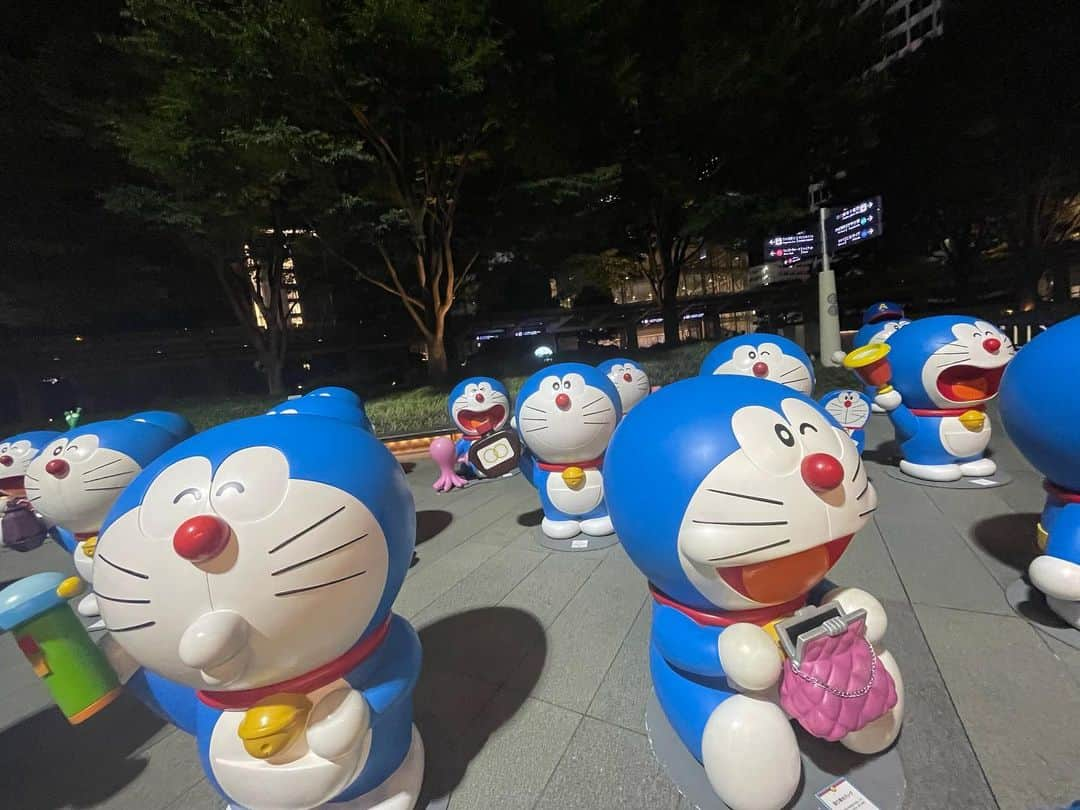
[862,439,900,466]
[970,512,1040,576]
[401,462,417,474]
[516,508,543,527]
[0,691,166,807]
[417,510,453,545]
[413,606,546,807]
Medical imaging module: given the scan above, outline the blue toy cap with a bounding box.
[0,572,69,631]
[863,302,904,325]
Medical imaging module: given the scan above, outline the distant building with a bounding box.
[610,246,750,305]
[860,0,944,67]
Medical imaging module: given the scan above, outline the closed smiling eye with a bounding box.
[215,481,245,497]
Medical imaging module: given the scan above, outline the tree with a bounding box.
[98,1,351,394]
[875,1,1080,309]
[553,0,883,344]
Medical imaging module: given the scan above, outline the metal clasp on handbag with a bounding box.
[775,602,868,666]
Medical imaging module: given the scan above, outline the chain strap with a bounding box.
[789,637,877,699]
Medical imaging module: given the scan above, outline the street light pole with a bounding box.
[818,205,842,366]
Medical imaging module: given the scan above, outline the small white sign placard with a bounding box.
[970,478,997,486]
[571,539,588,549]
[815,777,879,810]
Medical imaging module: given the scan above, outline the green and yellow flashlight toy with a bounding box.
[0,572,121,724]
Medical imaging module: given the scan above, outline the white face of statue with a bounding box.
[518,372,618,463]
[920,320,1015,408]
[711,342,813,395]
[0,439,42,491]
[94,447,389,691]
[26,435,141,534]
[451,381,510,435]
[604,363,650,412]
[868,319,910,344]
[676,397,875,610]
[823,390,871,430]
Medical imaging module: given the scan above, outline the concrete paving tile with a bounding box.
[509,546,649,713]
[415,486,538,568]
[534,717,681,810]
[414,545,549,626]
[878,600,997,810]
[0,694,189,809]
[500,551,604,628]
[828,517,908,602]
[996,468,1049,515]
[922,486,1031,587]
[398,542,502,620]
[163,778,222,810]
[915,604,1080,810]
[586,599,651,734]
[414,667,505,806]
[874,507,1012,615]
[447,690,582,810]
[92,722,205,810]
[415,599,549,687]
[1037,633,1080,690]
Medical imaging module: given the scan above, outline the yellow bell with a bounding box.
[958,410,985,432]
[1036,523,1048,552]
[81,536,99,557]
[237,692,313,759]
[561,466,586,490]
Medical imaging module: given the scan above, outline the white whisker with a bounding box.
[707,489,784,506]
[82,458,123,475]
[269,506,347,554]
[271,535,368,577]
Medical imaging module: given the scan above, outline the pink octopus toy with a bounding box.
[430,436,468,492]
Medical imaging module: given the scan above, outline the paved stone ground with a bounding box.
[1,407,1078,810]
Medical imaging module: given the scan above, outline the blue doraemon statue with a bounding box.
[1000,316,1080,629]
[516,363,621,539]
[269,387,375,433]
[872,315,1015,481]
[604,375,903,810]
[819,389,873,454]
[700,334,815,395]
[0,430,62,552]
[0,430,61,495]
[447,376,511,474]
[26,412,194,618]
[93,391,423,810]
[597,358,651,413]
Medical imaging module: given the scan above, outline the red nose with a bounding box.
[45,458,70,478]
[0,455,12,467]
[843,400,852,408]
[801,453,845,493]
[752,361,769,377]
[623,372,633,382]
[475,392,485,403]
[555,393,572,410]
[173,514,231,563]
[982,337,1001,353]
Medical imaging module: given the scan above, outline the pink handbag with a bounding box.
[777,609,897,742]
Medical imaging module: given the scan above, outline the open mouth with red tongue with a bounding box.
[936,364,1006,402]
[717,535,852,604]
[0,475,24,494]
[456,405,506,435]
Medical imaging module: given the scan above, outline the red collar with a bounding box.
[1045,480,1080,504]
[537,456,603,473]
[197,616,391,710]
[650,586,806,627]
[910,405,985,417]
